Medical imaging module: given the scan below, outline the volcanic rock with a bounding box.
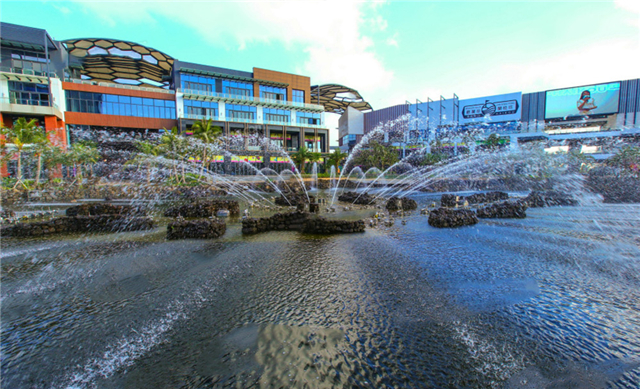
[167,218,226,240]
[428,208,478,228]
[164,200,240,217]
[385,196,418,211]
[476,201,527,219]
[338,191,375,205]
[520,191,577,207]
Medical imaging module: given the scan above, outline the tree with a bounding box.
[159,126,188,183]
[484,133,502,150]
[134,140,161,184]
[290,146,313,173]
[326,149,348,170]
[42,145,67,182]
[607,146,640,176]
[70,142,99,182]
[0,118,42,188]
[352,140,399,170]
[191,118,223,177]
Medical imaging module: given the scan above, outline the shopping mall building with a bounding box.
[0,22,372,176]
[339,79,640,157]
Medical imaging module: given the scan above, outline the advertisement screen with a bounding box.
[459,92,522,124]
[545,82,620,119]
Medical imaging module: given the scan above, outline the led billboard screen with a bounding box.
[545,82,620,119]
[459,92,522,124]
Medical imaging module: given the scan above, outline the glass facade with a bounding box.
[181,74,216,92]
[184,100,218,118]
[226,104,256,120]
[8,81,50,106]
[222,80,253,97]
[260,85,286,101]
[2,48,50,75]
[297,112,321,126]
[264,108,290,123]
[292,89,304,103]
[66,90,176,119]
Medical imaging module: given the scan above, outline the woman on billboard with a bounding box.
[577,90,598,115]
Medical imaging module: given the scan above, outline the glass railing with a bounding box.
[181,113,324,128]
[1,96,59,111]
[0,67,57,78]
[66,78,175,94]
[179,88,325,111]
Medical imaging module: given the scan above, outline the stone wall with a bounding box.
[338,191,375,205]
[585,175,640,204]
[167,218,226,240]
[0,215,154,237]
[476,202,527,219]
[428,208,478,228]
[164,200,240,218]
[66,203,141,217]
[302,217,365,234]
[385,196,418,211]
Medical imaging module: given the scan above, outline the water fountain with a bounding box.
[1,121,640,388]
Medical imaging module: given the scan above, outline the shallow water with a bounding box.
[2,198,640,388]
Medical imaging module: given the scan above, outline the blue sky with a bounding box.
[1,0,638,137]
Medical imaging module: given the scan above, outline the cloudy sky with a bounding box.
[2,0,638,141]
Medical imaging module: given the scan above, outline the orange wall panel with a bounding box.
[62,82,175,101]
[253,68,311,103]
[64,111,177,130]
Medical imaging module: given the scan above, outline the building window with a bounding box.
[181,74,216,92]
[223,80,253,97]
[65,90,176,119]
[297,112,321,126]
[226,104,256,121]
[184,100,218,119]
[184,81,212,93]
[264,108,290,123]
[8,81,50,106]
[260,85,286,101]
[292,89,304,103]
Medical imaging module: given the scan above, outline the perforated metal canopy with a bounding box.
[63,38,174,87]
[310,84,372,114]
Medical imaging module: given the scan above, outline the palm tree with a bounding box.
[191,118,223,177]
[290,146,313,174]
[31,130,51,186]
[42,145,66,182]
[159,126,188,183]
[1,117,41,188]
[326,149,348,171]
[70,142,99,182]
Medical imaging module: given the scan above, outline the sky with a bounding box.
[1,0,639,143]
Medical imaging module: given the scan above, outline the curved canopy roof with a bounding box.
[63,38,174,87]
[310,84,372,114]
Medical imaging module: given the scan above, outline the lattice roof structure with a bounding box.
[62,38,174,87]
[310,84,372,114]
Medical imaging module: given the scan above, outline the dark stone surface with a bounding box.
[164,200,240,217]
[242,211,365,235]
[0,215,154,237]
[477,201,527,219]
[66,203,142,217]
[428,208,478,228]
[465,191,509,204]
[338,191,375,205]
[166,218,226,240]
[440,194,458,208]
[309,203,320,213]
[385,196,418,211]
[274,193,315,206]
[520,191,577,207]
[586,174,640,204]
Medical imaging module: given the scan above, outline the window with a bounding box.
[265,114,288,123]
[292,89,304,103]
[65,90,176,119]
[223,80,253,97]
[264,108,290,123]
[297,112,321,126]
[8,81,50,106]
[226,104,256,121]
[181,74,216,93]
[260,85,286,101]
[184,100,218,119]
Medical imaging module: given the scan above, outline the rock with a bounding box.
[440,194,458,207]
[66,203,142,217]
[476,201,527,219]
[166,218,226,240]
[309,203,320,213]
[428,208,478,228]
[164,200,240,217]
[385,196,418,211]
[275,192,315,207]
[0,215,154,237]
[465,191,509,204]
[338,191,375,205]
[520,191,577,207]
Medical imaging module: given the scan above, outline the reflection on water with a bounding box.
[1,200,640,388]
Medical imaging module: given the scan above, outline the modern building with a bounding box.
[341,78,640,156]
[1,22,373,176]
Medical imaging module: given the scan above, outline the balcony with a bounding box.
[0,67,54,84]
[65,78,175,95]
[0,96,63,119]
[179,88,325,112]
[181,113,325,129]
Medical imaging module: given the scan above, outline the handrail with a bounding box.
[66,78,175,94]
[0,96,59,111]
[181,113,325,129]
[179,88,325,111]
[0,66,57,78]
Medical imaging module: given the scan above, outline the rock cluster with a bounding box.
[166,218,226,240]
[385,196,418,211]
[338,191,375,205]
[242,211,310,234]
[66,203,140,217]
[302,217,365,234]
[428,208,478,228]
[242,211,365,235]
[164,200,240,217]
[0,215,154,237]
[476,201,527,219]
[274,193,315,206]
[441,192,509,207]
[520,191,577,207]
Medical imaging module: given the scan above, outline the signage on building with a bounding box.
[231,155,263,163]
[270,156,290,164]
[459,92,522,124]
[544,82,620,119]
